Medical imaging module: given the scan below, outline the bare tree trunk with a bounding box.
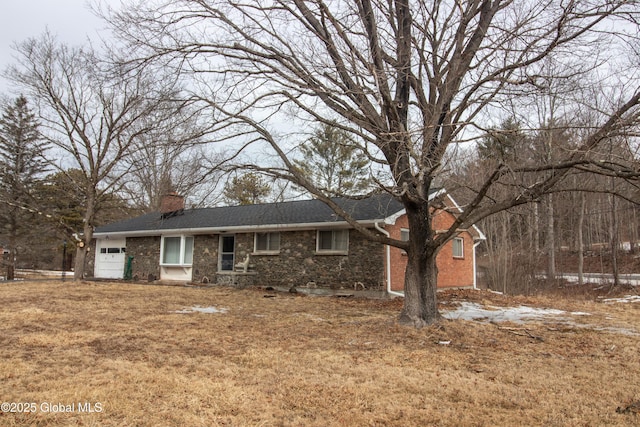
[400,248,439,327]
[502,213,509,294]
[630,210,638,254]
[398,205,439,327]
[7,235,16,281]
[578,193,586,285]
[610,192,620,287]
[547,194,556,281]
[73,247,86,281]
[534,202,540,253]
[73,222,94,281]
[73,193,96,281]
[630,205,639,254]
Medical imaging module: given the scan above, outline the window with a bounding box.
[161,235,194,265]
[254,232,280,253]
[317,230,349,253]
[184,238,194,264]
[452,237,464,258]
[101,247,126,254]
[400,229,409,254]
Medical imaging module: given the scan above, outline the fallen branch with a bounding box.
[616,400,640,414]
[498,326,544,341]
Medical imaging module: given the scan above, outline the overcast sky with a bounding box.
[0,0,108,94]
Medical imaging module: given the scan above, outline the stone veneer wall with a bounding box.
[191,234,219,283]
[126,236,161,281]
[119,229,385,290]
[240,229,385,290]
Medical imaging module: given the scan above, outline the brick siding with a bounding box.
[385,209,476,291]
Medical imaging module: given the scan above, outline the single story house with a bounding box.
[90,191,484,294]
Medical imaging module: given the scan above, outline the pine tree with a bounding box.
[294,122,372,196]
[477,117,526,164]
[223,173,272,205]
[0,95,48,279]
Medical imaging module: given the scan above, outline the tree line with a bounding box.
[448,117,640,293]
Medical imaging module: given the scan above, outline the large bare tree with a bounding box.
[110,0,640,326]
[6,33,195,279]
[120,107,223,212]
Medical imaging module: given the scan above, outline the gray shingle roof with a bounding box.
[95,193,409,236]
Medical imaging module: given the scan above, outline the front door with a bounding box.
[220,235,235,271]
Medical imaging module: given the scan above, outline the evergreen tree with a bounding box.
[0,96,48,279]
[477,117,526,164]
[33,168,139,237]
[294,122,372,196]
[223,173,272,205]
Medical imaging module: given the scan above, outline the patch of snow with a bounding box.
[592,326,639,337]
[443,302,639,336]
[174,305,228,314]
[602,295,640,304]
[442,302,567,323]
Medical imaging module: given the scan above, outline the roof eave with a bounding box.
[382,188,446,225]
[93,219,383,239]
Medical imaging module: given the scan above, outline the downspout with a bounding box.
[473,240,482,290]
[375,221,404,297]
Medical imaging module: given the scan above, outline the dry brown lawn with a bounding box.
[0,280,639,426]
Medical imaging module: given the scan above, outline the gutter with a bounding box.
[375,221,404,298]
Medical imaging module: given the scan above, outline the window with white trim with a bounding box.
[254,232,280,253]
[161,235,194,265]
[452,237,464,258]
[317,229,349,253]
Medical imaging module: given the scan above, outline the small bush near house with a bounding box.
[0,281,638,426]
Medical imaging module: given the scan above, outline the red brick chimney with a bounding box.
[160,192,185,213]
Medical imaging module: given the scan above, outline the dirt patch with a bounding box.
[0,281,638,426]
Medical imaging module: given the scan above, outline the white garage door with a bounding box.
[95,239,127,279]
